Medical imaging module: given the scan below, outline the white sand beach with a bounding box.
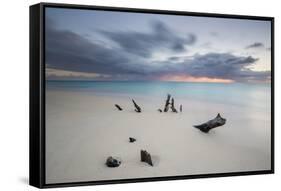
[46,89,271,184]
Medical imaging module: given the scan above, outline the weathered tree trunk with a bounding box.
[132,99,141,113]
[140,150,153,166]
[114,104,123,111]
[164,94,171,112]
[171,98,178,113]
[193,113,226,133]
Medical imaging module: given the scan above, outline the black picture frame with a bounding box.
[30,2,275,188]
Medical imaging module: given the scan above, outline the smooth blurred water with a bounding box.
[46,81,271,110]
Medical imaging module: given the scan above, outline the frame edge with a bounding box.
[29,3,44,188]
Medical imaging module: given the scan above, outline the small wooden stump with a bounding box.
[114,104,123,111]
[132,99,141,113]
[140,150,153,166]
[164,94,171,112]
[129,137,136,143]
[171,98,178,113]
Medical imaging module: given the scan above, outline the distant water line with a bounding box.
[46,80,271,110]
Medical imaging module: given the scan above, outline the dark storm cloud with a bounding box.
[99,21,196,57]
[180,53,269,82]
[137,53,269,82]
[245,42,264,49]
[46,17,269,82]
[45,17,136,77]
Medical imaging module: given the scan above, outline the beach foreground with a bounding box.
[46,89,271,184]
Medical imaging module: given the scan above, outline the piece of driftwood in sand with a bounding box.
[158,109,162,113]
[132,99,141,112]
[171,98,178,113]
[114,104,123,111]
[106,156,121,167]
[129,137,136,143]
[164,94,171,112]
[140,150,153,166]
[193,113,226,133]
[180,105,182,112]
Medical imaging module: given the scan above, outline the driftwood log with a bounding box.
[106,156,121,167]
[140,150,153,166]
[114,104,123,111]
[171,98,178,113]
[132,99,141,113]
[164,94,171,112]
[129,137,136,143]
[193,113,226,133]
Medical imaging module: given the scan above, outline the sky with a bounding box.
[45,7,272,83]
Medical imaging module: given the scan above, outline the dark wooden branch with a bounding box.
[114,104,123,111]
[132,99,141,113]
[171,98,178,113]
[164,94,171,112]
[193,113,226,133]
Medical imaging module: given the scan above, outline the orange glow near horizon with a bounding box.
[159,75,235,83]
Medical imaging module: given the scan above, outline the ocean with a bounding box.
[46,81,271,110]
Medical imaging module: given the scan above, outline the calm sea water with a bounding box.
[46,81,271,110]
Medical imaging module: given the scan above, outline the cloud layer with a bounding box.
[100,21,196,58]
[246,42,264,49]
[46,18,270,83]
